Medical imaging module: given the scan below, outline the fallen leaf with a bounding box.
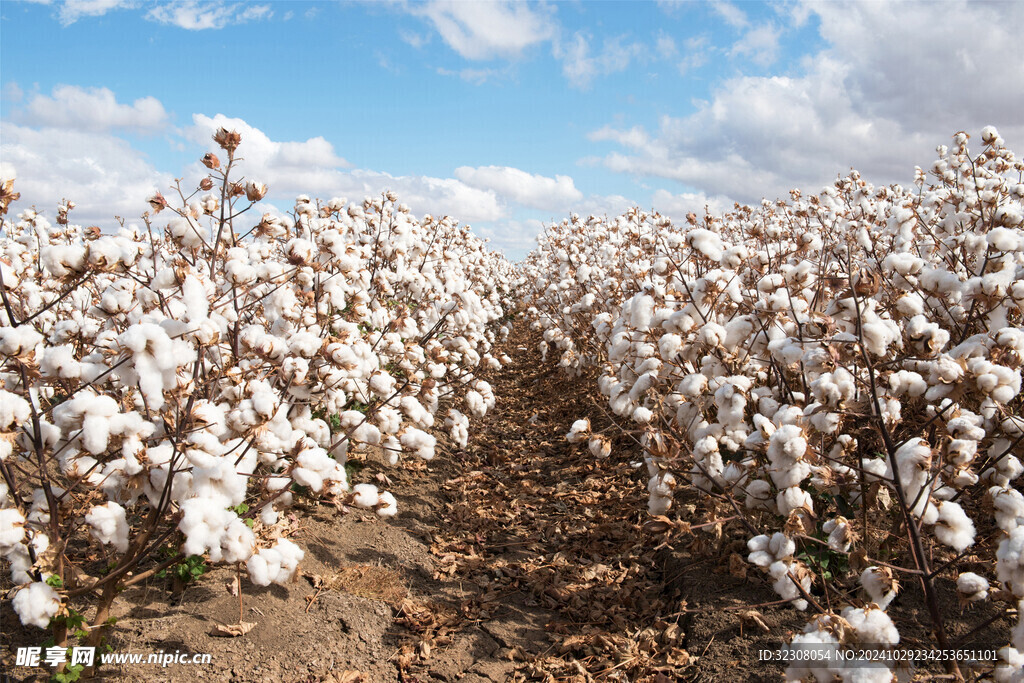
[209,620,256,637]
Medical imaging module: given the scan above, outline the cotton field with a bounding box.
[0,129,516,656]
[2,126,1023,681]
[523,128,1024,680]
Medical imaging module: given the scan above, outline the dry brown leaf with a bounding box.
[209,620,256,637]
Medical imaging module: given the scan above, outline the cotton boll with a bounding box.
[842,604,899,646]
[400,428,436,460]
[956,572,989,602]
[747,535,772,567]
[784,630,841,683]
[994,647,1024,683]
[777,486,814,516]
[632,406,653,424]
[376,491,398,517]
[0,508,26,548]
[991,486,1024,531]
[996,525,1024,596]
[823,517,855,553]
[260,505,279,526]
[12,581,61,629]
[445,409,470,449]
[933,501,975,552]
[351,483,380,508]
[85,501,130,553]
[246,538,304,587]
[566,418,591,443]
[769,560,811,610]
[860,566,899,610]
[745,479,775,511]
[588,435,612,459]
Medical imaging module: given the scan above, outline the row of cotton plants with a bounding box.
[523,128,1024,680]
[0,129,515,652]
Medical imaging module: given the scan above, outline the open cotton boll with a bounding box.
[860,566,899,609]
[246,538,304,587]
[823,517,855,553]
[464,390,487,418]
[956,572,989,602]
[446,409,469,448]
[376,491,398,517]
[12,581,61,629]
[0,508,26,548]
[687,228,724,261]
[632,406,653,424]
[993,647,1024,683]
[784,630,841,683]
[400,428,436,460]
[85,501,130,553]
[997,526,1024,596]
[588,435,611,459]
[177,498,255,563]
[777,487,814,516]
[768,560,811,610]
[351,483,380,508]
[566,418,591,443]
[745,479,775,511]
[990,486,1024,531]
[933,501,976,552]
[842,604,899,647]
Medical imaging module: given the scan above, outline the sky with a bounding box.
[1,1,1022,260]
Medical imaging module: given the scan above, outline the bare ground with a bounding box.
[2,323,1013,682]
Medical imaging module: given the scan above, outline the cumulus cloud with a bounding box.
[650,188,732,221]
[454,165,582,211]
[0,121,171,225]
[589,0,1024,204]
[413,0,556,60]
[146,1,272,30]
[729,23,780,67]
[16,85,168,134]
[710,0,749,29]
[555,32,646,89]
[56,0,133,26]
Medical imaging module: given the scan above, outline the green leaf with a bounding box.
[45,575,64,588]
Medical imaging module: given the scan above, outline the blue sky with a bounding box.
[2,1,1022,259]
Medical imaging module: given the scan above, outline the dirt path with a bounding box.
[16,323,996,682]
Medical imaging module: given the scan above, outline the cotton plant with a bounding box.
[0,129,516,646]
[524,127,1024,676]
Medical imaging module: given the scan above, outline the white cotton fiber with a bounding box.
[246,538,304,587]
[85,501,130,553]
[12,581,61,629]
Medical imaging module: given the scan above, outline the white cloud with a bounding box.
[0,121,172,225]
[455,166,583,211]
[57,0,133,26]
[710,0,748,29]
[650,188,732,220]
[414,0,556,60]
[435,66,509,85]
[655,32,677,60]
[17,85,168,134]
[677,35,709,74]
[589,1,1024,204]
[186,114,351,193]
[729,24,779,67]
[555,33,645,89]
[146,1,272,30]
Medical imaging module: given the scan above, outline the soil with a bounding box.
[1,323,1014,682]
